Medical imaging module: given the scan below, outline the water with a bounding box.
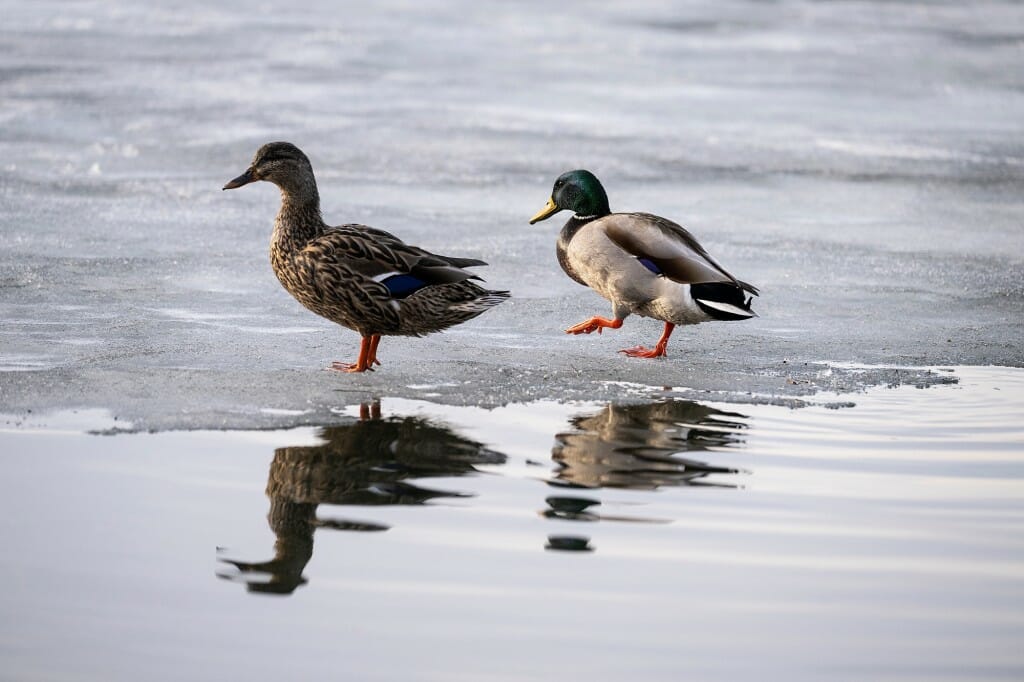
[2,366,1022,680]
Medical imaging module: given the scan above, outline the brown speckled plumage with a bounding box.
[224,142,509,371]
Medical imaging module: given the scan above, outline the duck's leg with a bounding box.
[366,334,382,367]
[620,322,675,358]
[330,336,375,373]
[565,317,624,335]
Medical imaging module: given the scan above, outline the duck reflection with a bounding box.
[218,401,506,595]
[541,400,748,551]
[551,400,747,491]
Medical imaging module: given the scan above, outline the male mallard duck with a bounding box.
[224,142,509,372]
[530,170,757,358]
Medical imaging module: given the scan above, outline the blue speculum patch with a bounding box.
[381,274,428,298]
[638,257,661,275]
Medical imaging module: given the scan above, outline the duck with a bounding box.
[223,142,509,372]
[529,170,757,358]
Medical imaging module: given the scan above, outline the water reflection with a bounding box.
[539,400,748,552]
[545,535,594,552]
[550,400,748,491]
[218,402,506,595]
[219,398,749,579]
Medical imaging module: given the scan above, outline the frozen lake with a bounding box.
[0,0,1021,427]
[1,0,1023,680]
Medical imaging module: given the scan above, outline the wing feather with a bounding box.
[603,213,759,296]
[305,226,482,287]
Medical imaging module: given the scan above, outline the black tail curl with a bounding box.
[691,282,757,321]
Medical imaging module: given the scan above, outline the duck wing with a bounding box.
[307,226,482,296]
[603,213,758,296]
[337,223,487,269]
[336,223,402,241]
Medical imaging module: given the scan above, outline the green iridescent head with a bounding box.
[529,169,611,224]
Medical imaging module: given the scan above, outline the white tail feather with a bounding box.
[695,298,757,318]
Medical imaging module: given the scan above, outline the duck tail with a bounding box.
[450,289,510,314]
[691,282,757,321]
[443,256,488,269]
[736,279,760,296]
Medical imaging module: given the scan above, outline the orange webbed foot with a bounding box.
[329,360,374,373]
[565,316,624,335]
[619,345,668,359]
[328,335,379,373]
[618,322,675,359]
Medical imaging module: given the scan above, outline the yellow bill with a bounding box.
[529,197,560,224]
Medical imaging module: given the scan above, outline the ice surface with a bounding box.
[1,0,1022,429]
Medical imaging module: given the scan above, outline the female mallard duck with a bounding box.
[529,170,757,358]
[224,142,509,372]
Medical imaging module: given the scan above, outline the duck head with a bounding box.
[529,169,611,224]
[223,141,316,193]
